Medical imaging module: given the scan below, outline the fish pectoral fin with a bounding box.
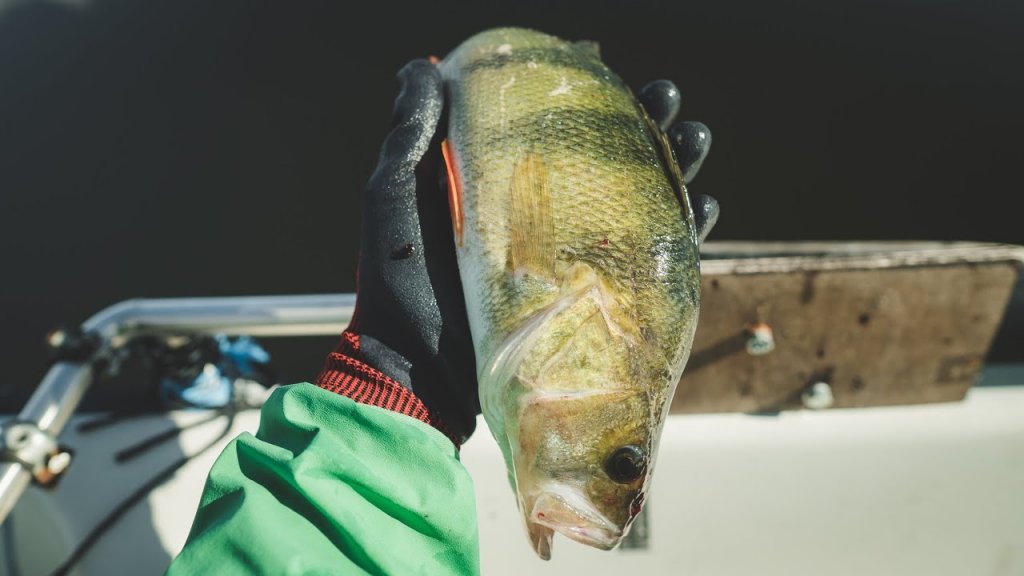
[441,139,465,246]
[508,154,556,282]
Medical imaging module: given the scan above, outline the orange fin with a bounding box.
[509,155,555,281]
[441,139,464,246]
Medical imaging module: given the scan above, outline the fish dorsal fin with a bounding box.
[573,40,601,59]
[642,109,697,243]
[509,154,555,281]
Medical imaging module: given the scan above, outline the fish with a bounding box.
[438,27,701,560]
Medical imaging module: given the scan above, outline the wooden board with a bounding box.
[671,242,1024,414]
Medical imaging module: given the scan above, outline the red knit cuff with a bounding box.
[315,330,460,447]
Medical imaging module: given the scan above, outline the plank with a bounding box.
[672,242,1024,413]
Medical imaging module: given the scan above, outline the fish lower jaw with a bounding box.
[537,516,621,548]
[525,491,623,559]
[527,514,622,559]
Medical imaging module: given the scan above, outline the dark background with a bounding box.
[2,0,1023,409]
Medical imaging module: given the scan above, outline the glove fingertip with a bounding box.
[668,121,712,183]
[396,58,444,105]
[639,79,681,131]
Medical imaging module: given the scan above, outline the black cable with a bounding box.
[76,411,158,433]
[115,410,228,464]
[49,411,237,576]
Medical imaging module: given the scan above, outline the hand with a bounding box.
[316,62,718,446]
[317,59,479,444]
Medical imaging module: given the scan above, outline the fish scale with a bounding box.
[440,27,701,559]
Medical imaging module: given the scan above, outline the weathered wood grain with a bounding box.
[672,242,1024,414]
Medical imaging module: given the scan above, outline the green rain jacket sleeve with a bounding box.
[165,383,480,575]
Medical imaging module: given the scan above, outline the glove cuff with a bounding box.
[315,330,460,447]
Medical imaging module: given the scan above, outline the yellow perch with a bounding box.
[439,27,701,559]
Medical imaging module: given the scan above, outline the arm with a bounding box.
[166,384,478,575]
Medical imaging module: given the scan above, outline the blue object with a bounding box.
[159,335,271,409]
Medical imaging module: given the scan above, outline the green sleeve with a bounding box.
[166,383,480,575]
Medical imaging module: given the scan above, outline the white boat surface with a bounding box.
[2,364,1022,575]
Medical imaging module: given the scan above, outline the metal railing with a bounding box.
[0,294,356,524]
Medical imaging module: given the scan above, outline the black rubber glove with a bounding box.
[350,59,479,442]
[639,80,720,242]
[315,59,477,444]
[317,60,718,446]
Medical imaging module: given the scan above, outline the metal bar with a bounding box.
[0,460,31,525]
[81,293,356,337]
[0,293,357,524]
[699,241,1024,275]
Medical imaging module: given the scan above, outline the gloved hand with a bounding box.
[316,59,718,446]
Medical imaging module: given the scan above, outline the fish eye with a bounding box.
[604,445,647,483]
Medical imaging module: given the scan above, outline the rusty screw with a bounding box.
[745,322,775,356]
[802,381,834,410]
[47,451,72,476]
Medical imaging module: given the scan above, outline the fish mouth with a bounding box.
[525,488,623,560]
